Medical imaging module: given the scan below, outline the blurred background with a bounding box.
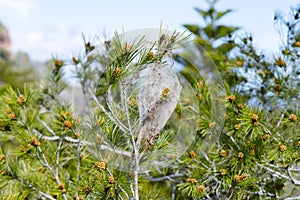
[0,0,298,62]
[0,0,298,94]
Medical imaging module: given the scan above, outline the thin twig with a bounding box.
[146,173,185,182]
[118,185,129,200]
[55,137,63,180]
[35,142,66,200]
[37,114,56,136]
[171,184,176,200]
[16,176,56,200]
[32,129,131,157]
[55,136,67,200]
[287,168,300,186]
[276,112,285,128]
[121,79,139,200]
[224,132,241,150]
[6,163,53,199]
[89,89,129,133]
[257,163,290,180]
[285,195,300,200]
[75,140,81,198]
[36,147,55,177]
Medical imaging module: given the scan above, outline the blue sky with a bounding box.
[0,0,298,61]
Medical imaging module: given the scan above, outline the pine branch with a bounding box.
[121,79,139,200]
[32,129,131,157]
[35,145,66,199]
[257,163,290,181]
[55,136,67,200]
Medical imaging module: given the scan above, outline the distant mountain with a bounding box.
[0,22,12,60]
[13,51,48,79]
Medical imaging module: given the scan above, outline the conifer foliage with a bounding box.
[0,0,300,199]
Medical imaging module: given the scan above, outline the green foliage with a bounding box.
[182,0,240,90]
[0,49,43,98]
[172,1,300,199]
[0,60,36,94]
[0,1,300,199]
[0,29,190,199]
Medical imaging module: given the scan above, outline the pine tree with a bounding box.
[0,1,300,199]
